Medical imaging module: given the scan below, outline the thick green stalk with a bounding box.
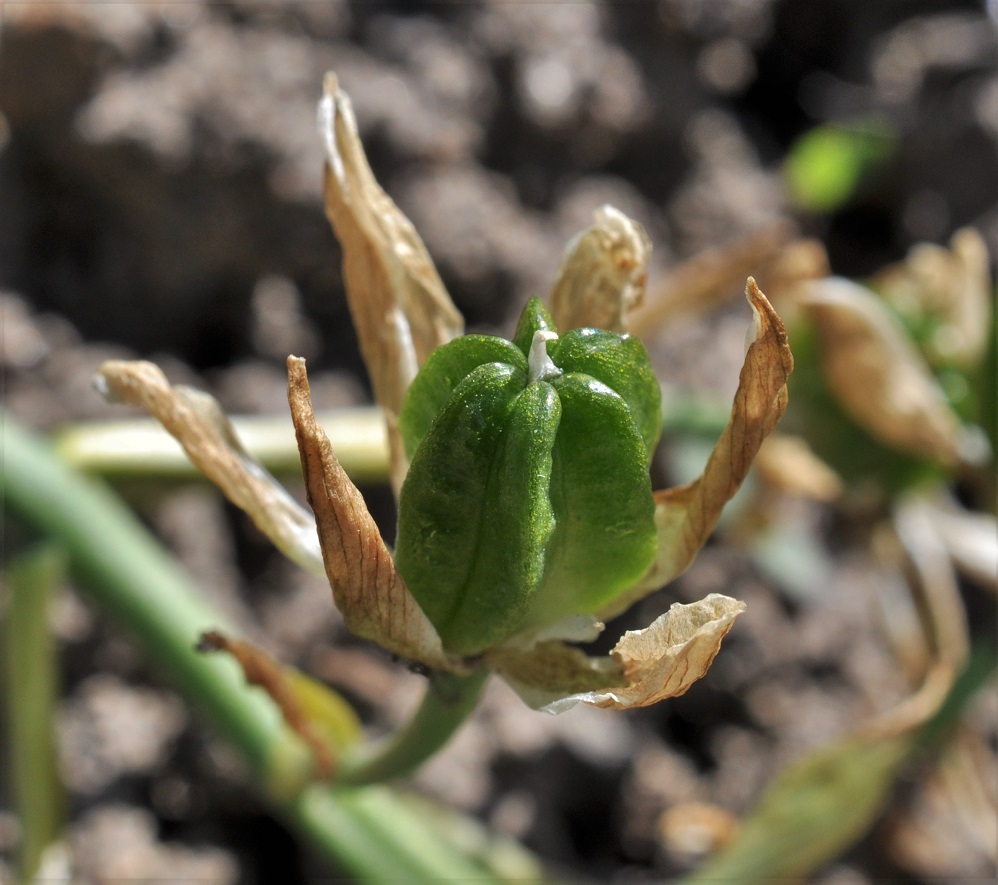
[337,669,489,786]
[1,411,528,881]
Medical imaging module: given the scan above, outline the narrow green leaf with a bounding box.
[687,733,911,883]
[4,545,67,882]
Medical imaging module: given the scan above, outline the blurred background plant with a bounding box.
[2,2,995,882]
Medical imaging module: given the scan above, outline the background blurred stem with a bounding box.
[1,411,536,882]
[55,395,731,482]
[55,407,389,482]
[3,545,66,882]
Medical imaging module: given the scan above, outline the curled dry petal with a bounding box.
[798,276,972,467]
[286,356,456,672]
[602,279,794,618]
[318,73,463,493]
[95,360,324,574]
[549,204,652,333]
[490,594,746,712]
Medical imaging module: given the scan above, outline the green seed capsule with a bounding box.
[395,298,660,655]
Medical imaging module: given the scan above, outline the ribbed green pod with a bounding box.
[395,299,660,655]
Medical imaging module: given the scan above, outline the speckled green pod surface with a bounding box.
[395,298,661,656]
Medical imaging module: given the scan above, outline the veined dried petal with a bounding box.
[549,205,652,333]
[491,594,745,712]
[799,276,971,467]
[95,360,324,574]
[318,73,463,493]
[286,356,457,672]
[602,279,793,618]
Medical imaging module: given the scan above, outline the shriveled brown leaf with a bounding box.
[197,630,337,779]
[286,356,456,672]
[493,594,745,712]
[95,360,323,574]
[603,279,793,617]
[318,73,463,492]
[874,227,992,369]
[627,220,800,335]
[549,205,652,333]
[799,277,971,467]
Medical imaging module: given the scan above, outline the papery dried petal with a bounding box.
[95,360,324,574]
[492,594,745,712]
[602,279,793,617]
[799,277,971,467]
[318,73,463,493]
[286,356,457,672]
[549,205,651,333]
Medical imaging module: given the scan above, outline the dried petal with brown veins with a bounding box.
[95,360,324,574]
[798,277,972,467]
[602,278,794,619]
[286,355,456,672]
[318,72,464,493]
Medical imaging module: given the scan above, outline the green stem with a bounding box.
[337,669,489,786]
[0,411,528,881]
[53,393,731,484]
[4,546,66,881]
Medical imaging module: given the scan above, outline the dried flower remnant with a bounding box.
[549,204,652,333]
[318,72,462,495]
[96,75,794,779]
[798,277,979,469]
[96,361,324,574]
[873,227,991,370]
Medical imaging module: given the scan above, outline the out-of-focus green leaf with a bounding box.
[687,648,995,884]
[4,545,67,881]
[686,733,911,883]
[785,120,894,213]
